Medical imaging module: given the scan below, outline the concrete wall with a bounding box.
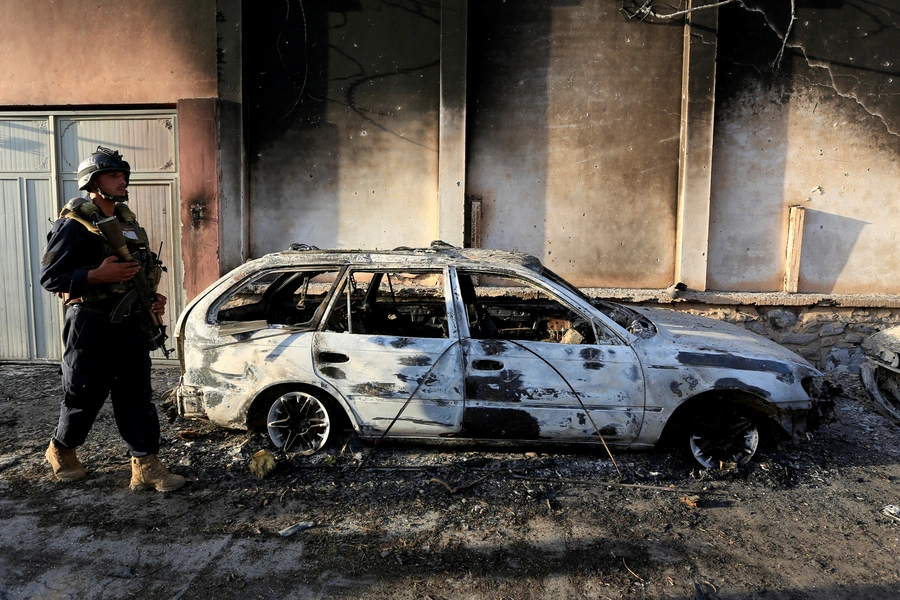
[4,0,899,305]
[466,1,683,288]
[0,0,217,105]
[243,1,683,288]
[244,1,441,256]
[708,0,900,295]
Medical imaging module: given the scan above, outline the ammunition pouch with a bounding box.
[60,199,163,301]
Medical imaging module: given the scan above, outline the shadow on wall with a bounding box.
[799,209,870,294]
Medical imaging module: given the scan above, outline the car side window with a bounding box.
[323,270,448,338]
[457,271,610,345]
[215,268,340,328]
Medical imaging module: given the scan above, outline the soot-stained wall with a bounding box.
[245,1,441,255]
[465,0,684,288]
[709,0,900,294]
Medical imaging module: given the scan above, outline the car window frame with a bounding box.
[207,264,347,331]
[449,266,625,346]
[319,264,458,340]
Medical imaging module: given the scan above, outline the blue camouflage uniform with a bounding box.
[40,209,160,456]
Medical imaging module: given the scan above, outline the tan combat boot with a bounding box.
[129,455,186,492]
[45,439,87,482]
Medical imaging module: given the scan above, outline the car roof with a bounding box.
[248,240,546,274]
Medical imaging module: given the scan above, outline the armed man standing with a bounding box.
[40,146,185,492]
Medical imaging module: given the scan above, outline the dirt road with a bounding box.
[1,364,898,599]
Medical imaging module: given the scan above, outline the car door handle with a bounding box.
[471,359,503,371]
[317,352,349,364]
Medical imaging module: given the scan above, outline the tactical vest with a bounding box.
[59,198,164,304]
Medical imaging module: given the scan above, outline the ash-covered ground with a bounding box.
[1,363,898,600]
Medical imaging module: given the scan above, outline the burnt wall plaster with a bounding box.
[465,0,683,288]
[245,0,440,256]
[708,0,900,295]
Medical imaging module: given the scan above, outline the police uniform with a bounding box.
[40,200,161,456]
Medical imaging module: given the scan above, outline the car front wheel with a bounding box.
[266,391,332,455]
[688,404,760,468]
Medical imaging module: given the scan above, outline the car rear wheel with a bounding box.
[688,404,760,468]
[266,391,332,455]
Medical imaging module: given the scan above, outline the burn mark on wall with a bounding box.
[716,1,900,139]
[463,407,540,439]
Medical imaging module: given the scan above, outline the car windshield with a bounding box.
[542,267,655,336]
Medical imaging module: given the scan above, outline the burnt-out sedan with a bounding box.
[172,242,834,468]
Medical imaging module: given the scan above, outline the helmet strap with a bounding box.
[91,184,128,203]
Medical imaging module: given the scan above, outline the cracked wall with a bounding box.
[708,0,900,294]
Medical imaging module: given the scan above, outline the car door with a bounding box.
[177,266,344,426]
[313,267,465,437]
[454,269,645,444]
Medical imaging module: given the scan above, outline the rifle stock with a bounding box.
[96,215,171,358]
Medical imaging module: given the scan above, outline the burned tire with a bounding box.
[266,390,332,455]
[688,403,760,469]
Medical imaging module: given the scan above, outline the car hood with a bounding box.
[630,306,817,371]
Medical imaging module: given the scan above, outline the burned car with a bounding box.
[860,325,900,425]
[171,242,834,468]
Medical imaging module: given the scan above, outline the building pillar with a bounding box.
[675,2,719,291]
[438,0,467,246]
[178,98,221,301]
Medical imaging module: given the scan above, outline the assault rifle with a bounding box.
[95,215,172,358]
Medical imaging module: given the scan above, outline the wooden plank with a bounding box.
[784,205,806,293]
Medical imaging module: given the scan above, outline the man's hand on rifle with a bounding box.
[87,256,141,285]
[151,293,167,317]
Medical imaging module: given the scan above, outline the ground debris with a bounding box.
[2,366,900,599]
[278,521,315,536]
[680,494,701,508]
[882,505,900,523]
[249,449,276,479]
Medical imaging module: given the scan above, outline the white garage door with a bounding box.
[0,112,180,362]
